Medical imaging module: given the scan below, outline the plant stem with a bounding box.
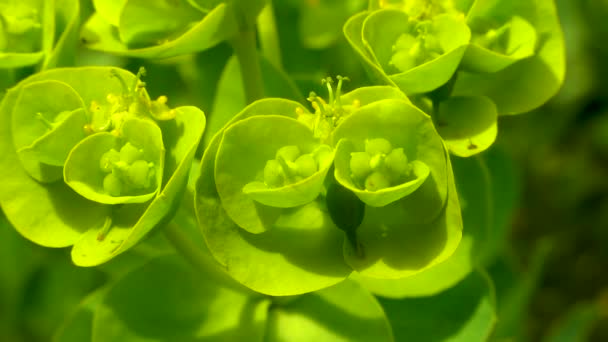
[163,221,252,294]
[257,0,282,70]
[231,25,264,103]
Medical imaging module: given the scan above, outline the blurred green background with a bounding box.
[1,0,608,341]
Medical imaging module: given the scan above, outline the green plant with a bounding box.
[0,0,566,341]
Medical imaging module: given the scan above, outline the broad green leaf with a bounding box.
[462,15,538,73]
[196,101,352,295]
[343,11,394,86]
[0,0,44,55]
[266,279,393,342]
[71,106,205,266]
[361,10,471,94]
[118,0,204,48]
[18,108,88,167]
[353,148,517,297]
[452,0,565,115]
[0,82,109,248]
[11,80,85,181]
[379,270,496,342]
[331,99,448,213]
[339,85,411,106]
[343,150,461,279]
[81,3,237,59]
[92,256,269,342]
[64,118,164,205]
[0,0,79,69]
[216,115,329,232]
[436,95,498,157]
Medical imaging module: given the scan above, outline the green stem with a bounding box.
[163,221,252,294]
[257,0,282,69]
[231,25,264,104]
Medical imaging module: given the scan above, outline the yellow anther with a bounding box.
[352,99,361,108]
[156,95,168,104]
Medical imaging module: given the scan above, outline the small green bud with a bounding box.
[99,149,120,173]
[365,172,390,191]
[276,145,300,163]
[350,152,372,180]
[295,154,317,178]
[424,34,442,54]
[369,154,385,171]
[365,138,392,156]
[103,173,122,196]
[127,160,151,189]
[120,142,143,164]
[264,160,284,188]
[385,148,410,176]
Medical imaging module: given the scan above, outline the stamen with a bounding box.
[110,69,129,94]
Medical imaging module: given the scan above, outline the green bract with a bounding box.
[345,0,565,157]
[195,82,462,295]
[0,0,79,69]
[81,0,265,59]
[348,6,471,94]
[0,67,206,266]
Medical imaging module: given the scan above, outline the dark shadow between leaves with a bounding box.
[380,271,491,342]
[345,173,450,274]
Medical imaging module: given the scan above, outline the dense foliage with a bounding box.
[2,0,603,341]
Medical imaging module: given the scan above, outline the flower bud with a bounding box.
[120,142,143,164]
[295,154,317,178]
[276,145,300,163]
[365,138,392,156]
[264,160,284,188]
[127,159,151,189]
[99,149,120,173]
[365,172,390,191]
[350,152,372,180]
[103,173,122,196]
